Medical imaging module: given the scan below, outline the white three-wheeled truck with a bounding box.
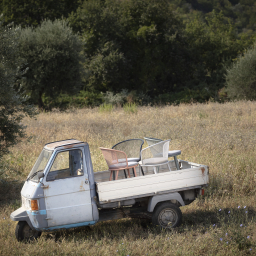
[10,139,209,241]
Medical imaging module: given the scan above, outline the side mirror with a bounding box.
[38,172,44,181]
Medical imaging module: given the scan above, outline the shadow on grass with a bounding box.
[42,206,256,242]
[181,206,256,231]
[0,180,24,207]
[3,179,255,243]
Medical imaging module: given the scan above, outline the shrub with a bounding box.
[225,43,256,100]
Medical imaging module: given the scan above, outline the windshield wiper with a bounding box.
[27,170,43,181]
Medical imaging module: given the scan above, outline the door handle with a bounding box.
[85,180,88,184]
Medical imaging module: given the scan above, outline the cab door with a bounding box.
[44,147,93,228]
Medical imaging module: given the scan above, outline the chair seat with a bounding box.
[168,150,181,157]
[141,157,168,165]
[128,157,140,162]
[109,161,138,170]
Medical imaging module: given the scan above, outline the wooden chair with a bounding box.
[100,147,138,181]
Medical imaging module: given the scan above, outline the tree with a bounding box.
[69,0,192,96]
[225,43,256,100]
[18,19,85,109]
[0,0,81,27]
[184,11,252,99]
[0,17,35,159]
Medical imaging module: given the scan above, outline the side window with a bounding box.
[46,149,84,181]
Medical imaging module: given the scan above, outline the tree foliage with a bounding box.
[185,11,250,95]
[0,0,81,27]
[69,0,193,96]
[225,43,256,100]
[0,17,35,158]
[18,19,85,109]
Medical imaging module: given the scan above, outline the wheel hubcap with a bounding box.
[158,208,178,228]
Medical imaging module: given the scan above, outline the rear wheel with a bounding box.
[15,221,41,242]
[152,202,182,229]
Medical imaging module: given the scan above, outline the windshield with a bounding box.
[27,148,53,182]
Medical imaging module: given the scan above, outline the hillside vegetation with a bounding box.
[1,0,256,110]
[0,101,256,255]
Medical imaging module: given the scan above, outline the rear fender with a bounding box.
[147,192,185,212]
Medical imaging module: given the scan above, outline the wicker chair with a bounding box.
[100,147,138,181]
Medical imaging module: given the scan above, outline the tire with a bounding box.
[15,221,41,242]
[152,202,182,229]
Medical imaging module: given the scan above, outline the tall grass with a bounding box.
[123,103,138,114]
[1,101,256,255]
[99,103,114,113]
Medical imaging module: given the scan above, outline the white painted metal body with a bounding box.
[96,160,208,203]
[44,173,93,227]
[43,145,93,227]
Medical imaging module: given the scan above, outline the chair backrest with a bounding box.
[100,147,128,168]
[141,140,170,163]
[112,139,144,160]
[144,137,162,147]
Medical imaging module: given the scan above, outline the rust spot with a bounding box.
[201,167,205,175]
[64,144,75,149]
[45,140,85,149]
[79,181,85,191]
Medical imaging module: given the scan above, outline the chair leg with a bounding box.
[174,156,180,170]
[140,166,145,176]
[123,169,127,178]
[115,170,119,180]
[133,167,137,177]
[109,170,113,181]
[167,161,172,172]
[127,169,131,178]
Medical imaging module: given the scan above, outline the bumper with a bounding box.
[10,207,34,229]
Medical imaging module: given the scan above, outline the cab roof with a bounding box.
[44,139,86,150]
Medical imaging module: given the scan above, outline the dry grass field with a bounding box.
[1,101,256,255]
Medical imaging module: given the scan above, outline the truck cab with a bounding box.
[11,140,98,241]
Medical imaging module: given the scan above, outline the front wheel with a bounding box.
[15,221,41,242]
[152,202,182,229]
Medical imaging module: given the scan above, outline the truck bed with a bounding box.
[95,160,209,203]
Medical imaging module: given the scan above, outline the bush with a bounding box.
[225,43,256,100]
[18,19,85,109]
[43,90,103,110]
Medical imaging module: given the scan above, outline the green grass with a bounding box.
[99,103,114,113]
[0,101,256,255]
[123,103,138,114]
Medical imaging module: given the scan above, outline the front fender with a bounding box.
[147,192,185,212]
[10,207,34,230]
